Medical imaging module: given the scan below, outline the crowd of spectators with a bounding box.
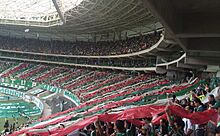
[4,81,220,136]
[3,74,220,136]
[62,83,220,136]
[49,99,219,136]
[0,61,16,73]
[0,32,161,56]
[5,75,217,136]
[2,60,220,136]
[1,119,35,136]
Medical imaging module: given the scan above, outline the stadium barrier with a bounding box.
[40,84,81,106]
[0,87,25,98]
[40,84,63,93]
[0,77,37,90]
[0,87,43,116]
[0,55,157,71]
[0,78,81,105]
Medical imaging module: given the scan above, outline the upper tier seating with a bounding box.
[0,32,161,56]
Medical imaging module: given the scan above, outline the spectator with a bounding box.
[194,98,206,112]
[193,98,207,136]
[157,119,168,136]
[106,123,114,136]
[90,124,96,136]
[111,120,126,136]
[207,94,216,108]
[166,108,185,136]
[142,118,152,136]
[183,106,193,136]
[213,101,220,127]
[216,126,220,136]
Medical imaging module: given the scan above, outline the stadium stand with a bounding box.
[0,49,218,136]
[0,32,161,56]
[0,60,216,136]
[10,77,214,136]
[0,0,219,136]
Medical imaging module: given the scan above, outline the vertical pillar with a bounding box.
[91,33,96,42]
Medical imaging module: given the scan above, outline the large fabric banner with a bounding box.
[40,84,80,105]
[63,91,80,106]
[0,87,43,113]
[40,84,63,93]
[0,78,37,90]
[0,77,81,105]
[11,105,217,136]
[0,86,25,98]
[55,106,218,136]
[37,80,201,123]
[10,80,209,136]
[36,80,170,122]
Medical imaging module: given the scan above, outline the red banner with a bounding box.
[10,105,217,136]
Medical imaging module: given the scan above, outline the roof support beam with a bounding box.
[185,56,220,66]
[141,0,187,51]
[52,0,66,24]
[186,38,220,53]
[177,62,206,70]
[176,12,220,38]
[166,64,183,71]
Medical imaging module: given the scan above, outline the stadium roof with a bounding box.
[0,0,83,26]
[0,0,159,41]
